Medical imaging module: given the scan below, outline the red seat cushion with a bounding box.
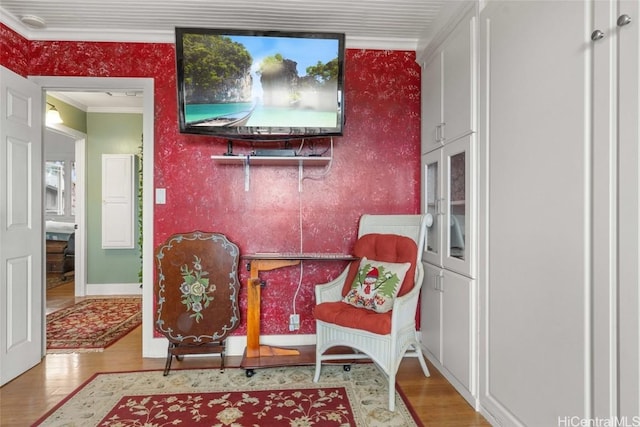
[314,233,417,335]
[314,301,393,334]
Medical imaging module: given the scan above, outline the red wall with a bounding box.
[1,24,421,335]
[1,24,29,76]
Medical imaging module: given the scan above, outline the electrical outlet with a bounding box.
[289,314,300,331]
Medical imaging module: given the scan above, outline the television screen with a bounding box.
[175,28,345,139]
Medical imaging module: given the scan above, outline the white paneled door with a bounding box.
[0,66,43,385]
[101,154,135,249]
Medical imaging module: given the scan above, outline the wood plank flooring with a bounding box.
[0,281,490,426]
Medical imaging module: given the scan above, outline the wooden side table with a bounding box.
[240,253,357,376]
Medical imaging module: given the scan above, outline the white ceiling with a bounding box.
[2,0,463,109]
[0,0,458,49]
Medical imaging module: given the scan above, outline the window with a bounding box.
[45,160,76,218]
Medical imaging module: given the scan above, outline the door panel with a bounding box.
[0,66,43,385]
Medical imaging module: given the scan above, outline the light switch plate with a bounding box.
[155,188,166,204]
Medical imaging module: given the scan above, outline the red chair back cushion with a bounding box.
[341,233,417,298]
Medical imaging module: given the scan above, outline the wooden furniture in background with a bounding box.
[240,253,357,376]
[45,240,66,273]
[154,231,241,375]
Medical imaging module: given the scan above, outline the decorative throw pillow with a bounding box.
[342,257,411,313]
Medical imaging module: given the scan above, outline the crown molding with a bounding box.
[416,0,476,65]
[0,7,31,38]
[346,37,417,51]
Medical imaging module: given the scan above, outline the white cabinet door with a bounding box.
[478,1,591,425]
[421,52,443,154]
[101,154,135,249]
[420,262,442,361]
[442,135,475,277]
[591,0,640,419]
[441,269,474,396]
[441,12,475,144]
[421,263,475,405]
[616,0,640,419]
[422,150,443,266]
[420,9,476,155]
[421,135,475,278]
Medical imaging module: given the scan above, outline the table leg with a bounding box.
[244,259,301,359]
[245,277,262,358]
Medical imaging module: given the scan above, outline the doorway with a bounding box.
[30,76,156,356]
[43,123,86,298]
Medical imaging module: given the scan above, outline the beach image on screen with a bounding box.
[181,33,341,130]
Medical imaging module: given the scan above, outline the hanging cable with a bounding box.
[291,179,305,321]
[301,138,334,182]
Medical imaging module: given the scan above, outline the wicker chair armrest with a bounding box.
[391,263,424,332]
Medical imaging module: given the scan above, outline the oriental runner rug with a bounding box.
[32,365,421,426]
[46,297,142,353]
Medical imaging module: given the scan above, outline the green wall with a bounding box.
[86,112,142,284]
[46,95,87,133]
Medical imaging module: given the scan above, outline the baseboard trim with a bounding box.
[86,282,142,296]
[145,334,317,358]
[422,346,478,409]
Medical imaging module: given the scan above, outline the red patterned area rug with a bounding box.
[46,298,142,353]
[32,365,421,426]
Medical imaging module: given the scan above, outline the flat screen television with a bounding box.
[175,27,345,140]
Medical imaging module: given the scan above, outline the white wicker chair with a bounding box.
[313,214,430,411]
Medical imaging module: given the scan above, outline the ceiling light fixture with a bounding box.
[46,103,63,125]
[20,15,47,29]
[106,91,142,97]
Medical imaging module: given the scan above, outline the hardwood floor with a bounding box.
[0,281,490,426]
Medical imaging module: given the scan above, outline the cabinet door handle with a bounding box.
[435,124,442,143]
[591,29,605,41]
[433,271,443,291]
[440,122,446,144]
[617,14,632,27]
